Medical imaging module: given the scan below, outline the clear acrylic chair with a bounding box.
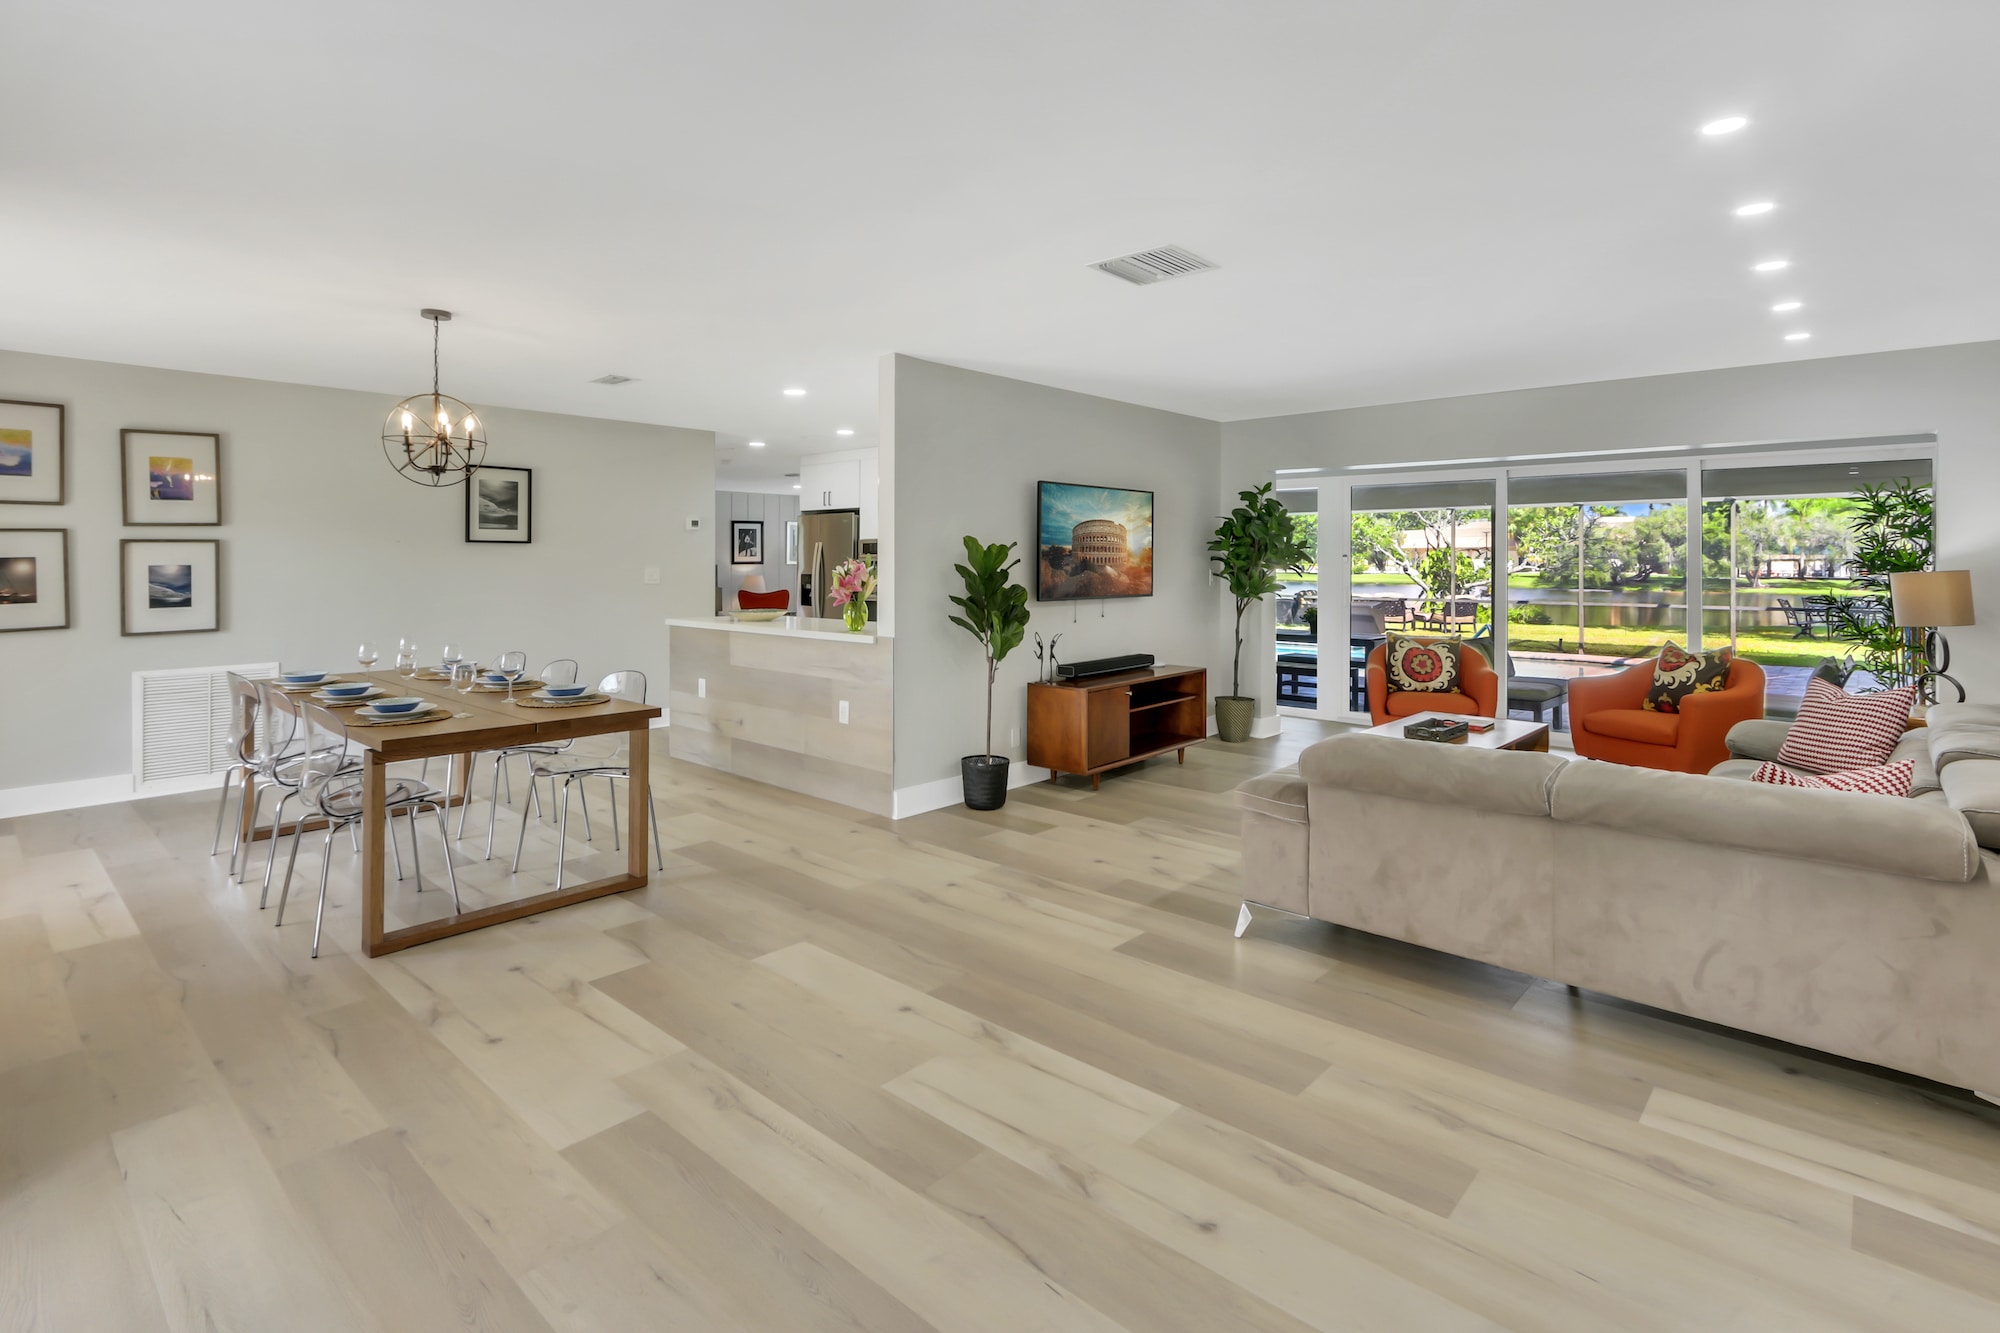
[465,657,587,857]
[274,701,459,958]
[232,680,358,887]
[511,670,665,888]
[211,672,261,864]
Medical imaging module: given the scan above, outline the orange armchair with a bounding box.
[1567,655,1766,773]
[1365,641,1501,726]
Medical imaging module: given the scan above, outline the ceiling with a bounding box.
[6,2,1998,491]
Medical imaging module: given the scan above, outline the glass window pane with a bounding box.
[1700,458,1932,714]
[1504,470,1689,734]
[1350,480,1496,716]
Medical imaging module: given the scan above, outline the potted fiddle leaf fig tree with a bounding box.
[948,535,1032,810]
[1209,481,1310,742]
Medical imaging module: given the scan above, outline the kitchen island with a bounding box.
[665,616,893,816]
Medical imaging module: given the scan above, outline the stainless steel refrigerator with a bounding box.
[798,508,860,620]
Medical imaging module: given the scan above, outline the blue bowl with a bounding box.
[369,697,425,714]
[280,671,329,685]
[321,682,371,698]
[543,684,588,698]
[480,673,510,685]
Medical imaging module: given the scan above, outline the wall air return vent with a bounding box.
[1090,245,1217,286]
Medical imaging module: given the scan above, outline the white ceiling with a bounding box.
[6,2,1998,490]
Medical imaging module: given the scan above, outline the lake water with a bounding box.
[1289,580,1866,634]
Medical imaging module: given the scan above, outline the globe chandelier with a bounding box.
[382,308,487,487]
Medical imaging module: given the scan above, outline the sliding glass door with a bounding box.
[1700,454,1933,713]
[1503,469,1691,734]
[1298,439,1934,732]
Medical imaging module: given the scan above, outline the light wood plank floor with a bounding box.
[5,723,2000,1331]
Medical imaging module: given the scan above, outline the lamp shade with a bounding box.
[1890,570,1975,628]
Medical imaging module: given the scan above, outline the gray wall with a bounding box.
[888,355,1226,794]
[0,346,714,796]
[715,490,800,611]
[1222,339,2000,714]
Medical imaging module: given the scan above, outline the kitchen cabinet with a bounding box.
[799,458,861,511]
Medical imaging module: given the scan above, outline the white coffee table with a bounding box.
[1356,711,1551,753]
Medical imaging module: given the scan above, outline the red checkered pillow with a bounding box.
[1750,759,1915,798]
[1774,677,1916,775]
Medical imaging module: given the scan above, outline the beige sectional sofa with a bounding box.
[1235,704,2000,1098]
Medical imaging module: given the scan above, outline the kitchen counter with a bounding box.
[665,616,894,816]
[663,615,880,644]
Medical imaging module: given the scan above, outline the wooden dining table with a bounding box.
[238,671,661,957]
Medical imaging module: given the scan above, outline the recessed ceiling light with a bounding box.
[792,483,801,489]
[590,373,635,385]
[1770,300,1803,312]
[782,387,806,397]
[1784,331,1812,341]
[1733,201,1776,217]
[1701,115,1749,136]
[747,440,766,448]
[1753,259,1790,272]
[835,428,854,436]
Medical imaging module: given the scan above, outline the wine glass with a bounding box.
[441,642,462,676]
[357,641,379,673]
[395,646,418,680]
[496,650,527,702]
[453,661,477,700]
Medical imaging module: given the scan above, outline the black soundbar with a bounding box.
[1057,653,1156,680]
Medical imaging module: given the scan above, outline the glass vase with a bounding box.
[842,600,868,632]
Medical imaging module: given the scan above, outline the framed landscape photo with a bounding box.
[121,538,219,635]
[0,529,71,632]
[466,465,532,543]
[0,399,66,506]
[730,518,765,565]
[122,429,221,525]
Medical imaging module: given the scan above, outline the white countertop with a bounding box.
[665,615,882,644]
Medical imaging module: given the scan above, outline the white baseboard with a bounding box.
[0,770,221,820]
[891,761,1052,819]
[651,711,670,729]
[0,774,134,818]
[1251,713,1282,739]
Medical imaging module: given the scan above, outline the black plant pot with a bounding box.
[961,754,1010,811]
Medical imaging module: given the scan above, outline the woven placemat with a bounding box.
[509,692,610,709]
[348,706,460,728]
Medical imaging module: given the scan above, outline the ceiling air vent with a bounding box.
[591,373,635,385]
[1091,245,1217,286]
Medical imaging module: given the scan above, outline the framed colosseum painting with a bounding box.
[1036,480,1154,601]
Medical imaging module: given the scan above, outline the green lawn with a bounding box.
[1501,624,1842,667]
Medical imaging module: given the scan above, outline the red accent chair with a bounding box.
[1365,641,1501,726]
[736,589,791,611]
[1567,655,1766,773]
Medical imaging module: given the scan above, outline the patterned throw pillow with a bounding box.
[1750,759,1915,798]
[1643,641,1733,713]
[1775,677,1917,775]
[1384,634,1460,694]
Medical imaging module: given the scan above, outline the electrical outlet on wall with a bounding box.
[685,516,703,531]
[697,677,706,698]
[838,700,850,724]
[642,567,660,584]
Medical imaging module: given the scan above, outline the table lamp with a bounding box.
[1890,569,1973,704]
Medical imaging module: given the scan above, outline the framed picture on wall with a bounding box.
[466,465,532,543]
[0,528,71,632]
[0,399,66,506]
[785,518,799,566]
[121,429,221,525]
[731,519,765,564]
[121,538,219,635]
